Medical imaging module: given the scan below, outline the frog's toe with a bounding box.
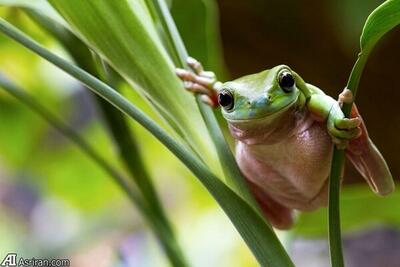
[176,69,204,92]
[175,68,192,81]
[200,70,216,79]
[335,117,361,130]
[187,57,217,81]
[183,81,209,95]
[328,117,361,143]
[187,57,204,74]
[176,67,216,92]
[329,121,362,141]
[338,88,354,106]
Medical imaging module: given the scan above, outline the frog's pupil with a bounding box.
[218,90,233,110]
[279,72,295,91]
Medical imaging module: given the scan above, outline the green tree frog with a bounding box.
[176,58,395,229]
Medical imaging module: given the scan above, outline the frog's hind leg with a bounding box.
[344,101,395,195]
[247,180,294,229]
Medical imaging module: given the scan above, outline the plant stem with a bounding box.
[328,149,345,267]
[328,50,370,267]
[343,55,369,116]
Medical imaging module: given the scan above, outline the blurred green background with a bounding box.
[0,0,399,266]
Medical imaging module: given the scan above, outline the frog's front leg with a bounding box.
[307,89,361,149]
[175,57,222,107]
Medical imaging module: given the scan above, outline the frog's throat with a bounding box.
[226,98,310,145]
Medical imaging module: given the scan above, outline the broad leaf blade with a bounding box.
[360,0,400,52]
[170,0,226,78]
[47,0,217,164]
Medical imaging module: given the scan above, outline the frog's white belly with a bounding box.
[236,121,333,211]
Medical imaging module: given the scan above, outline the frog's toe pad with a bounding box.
[187,57,204,74]
[338,88,354,105]
[175,68,192,81]
[176,67,216,91]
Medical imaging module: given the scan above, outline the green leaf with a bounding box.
[0,18,294,267]
[170,0,226,78]
[46,0,218,166]
[0,0,65,26]
[345,0,400,106]
[360,0,400,52]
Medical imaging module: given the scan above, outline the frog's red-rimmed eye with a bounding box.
[279,71,295,92]
[218,89,234,111]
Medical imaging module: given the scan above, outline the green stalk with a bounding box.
[327,33,371,267]
[25,11,188,267]
[328,53,369,267]
[328,149,345,267]
[0,18,293,266]
[146,0,261,212]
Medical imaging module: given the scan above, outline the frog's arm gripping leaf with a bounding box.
[346,105,395,195]
[303,81,394,195]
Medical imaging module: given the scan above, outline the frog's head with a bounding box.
[218,65,307,144]
[218,65,303,121]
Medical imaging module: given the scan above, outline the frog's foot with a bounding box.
[330,88,360,148]
[328,109,362,149]
[175,57,221,107]
[338,88,353,107]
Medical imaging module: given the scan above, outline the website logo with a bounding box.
[0,253,70,267]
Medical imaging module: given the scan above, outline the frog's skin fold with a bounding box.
[176,58,395,229]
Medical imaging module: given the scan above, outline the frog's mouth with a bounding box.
[225,96,298,124]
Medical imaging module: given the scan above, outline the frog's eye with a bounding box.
[279,71,295,93]
[218,89,234,111]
